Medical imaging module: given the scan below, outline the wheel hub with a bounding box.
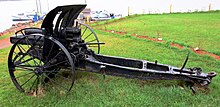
[34,67,43,75]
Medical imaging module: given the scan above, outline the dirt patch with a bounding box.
[0,37,11,49]
[98,29,220,60]
[170,43,184,49]
[137,35,163,42]
[192,49,220,60]
[0,32,3,36]
[0,21,42,49]
[103,29,127,35]
[131,34,163,42]
[114,31,127,35]
[105,30,113,33]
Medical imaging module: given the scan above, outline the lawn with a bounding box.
[0,21,42,40]
[94,11,220,55]
[0,33,13,40]
[0,29,220,106]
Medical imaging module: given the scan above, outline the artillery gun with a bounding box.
[8,5,216,95]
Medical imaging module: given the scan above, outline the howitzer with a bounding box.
[8,5,217,95]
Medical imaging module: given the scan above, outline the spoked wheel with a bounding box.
[76,22,101,54]
[8,34,75,96]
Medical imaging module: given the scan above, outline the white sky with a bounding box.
[39,0,220,16]
[0,0,219,31]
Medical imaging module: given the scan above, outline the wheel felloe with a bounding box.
[8,35,75,95]
[76,22,101,54]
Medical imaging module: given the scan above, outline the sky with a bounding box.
[39,0,220,16]
[0,0,220,31]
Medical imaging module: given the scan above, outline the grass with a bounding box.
[94,12,220,55]
[0,21,42,40]
[0,29,220,106]
[0,33,13,40]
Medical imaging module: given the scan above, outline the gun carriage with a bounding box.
[8,5,216,95]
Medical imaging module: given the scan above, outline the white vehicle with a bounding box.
[12,13,33,21]
[90,11,112,21]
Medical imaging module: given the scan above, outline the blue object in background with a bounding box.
[33,14,38,22]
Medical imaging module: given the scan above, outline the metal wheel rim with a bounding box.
[8,35,75,95]
[76,22,100,54]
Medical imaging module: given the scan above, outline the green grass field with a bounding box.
[0,29,220,106]
[94,12,220,55]
[0,33,12,40]
[0,21,42,40]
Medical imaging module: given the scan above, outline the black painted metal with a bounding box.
[41,4,86,35]
[8,34,75,94]
[8,5,217,95]
[84,54,214,85]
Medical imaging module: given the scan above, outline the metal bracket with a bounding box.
[100,65,106,79]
